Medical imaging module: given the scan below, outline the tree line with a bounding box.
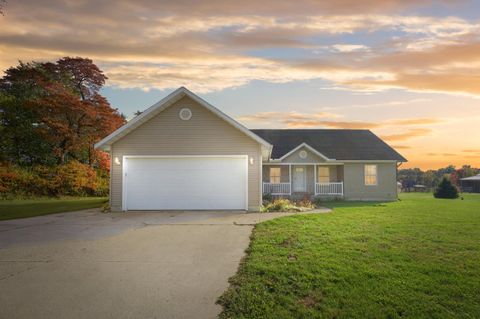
[398,165,479,189]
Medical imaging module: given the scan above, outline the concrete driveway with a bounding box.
[0,209,328,319]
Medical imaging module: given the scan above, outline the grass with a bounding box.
[0,197,108,221]
[218,193,480,318]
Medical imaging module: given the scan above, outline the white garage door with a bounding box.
[123,156,247,210]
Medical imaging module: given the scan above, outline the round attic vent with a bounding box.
[299,150,307,159]
[179,108,192,120]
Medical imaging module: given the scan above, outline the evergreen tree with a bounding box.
[434,177,459,199]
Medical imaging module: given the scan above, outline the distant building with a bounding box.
[460,174,480,193]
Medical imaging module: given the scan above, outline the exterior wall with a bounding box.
[281,146,326,163]
[110,95,263,211]
[306,165,314,194]
[343,162,397,201]
[262,162,398,201]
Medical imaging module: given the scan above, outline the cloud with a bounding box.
[338,41,480,96]
[331,44,370,52]
[283,117,443,129]
[1,0,479,95]
[387,118,443,125]
[3,0,453,19]
[238,111,340,122]
[462,149,480,153]
[391,145,411,149]
[425,152,456,157]
[380,128,432,141]
[285,120,381,129]
[238,110,443,141]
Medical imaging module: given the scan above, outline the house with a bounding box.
[95,87,407,212]
[460,174,480,193]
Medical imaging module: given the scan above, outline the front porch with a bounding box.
[262,164,344,197]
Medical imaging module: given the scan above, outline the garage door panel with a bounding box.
[125,157,247,210]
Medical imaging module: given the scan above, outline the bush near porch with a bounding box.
[261,197,317,213]
[218,193,480,318]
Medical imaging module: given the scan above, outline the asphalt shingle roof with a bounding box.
[251,129,407,161]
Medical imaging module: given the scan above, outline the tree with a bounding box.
[434,177,459,199]
[0,57,125,166]
[56,57,107,101]
[0,0,6,15]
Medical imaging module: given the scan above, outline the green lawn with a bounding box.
[218,193,480,318]
[0,197,108,221]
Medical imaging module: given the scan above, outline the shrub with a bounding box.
[54,160,98,196]
[434,177,459,199]
[295,197,315,209]
[262,193,273,203]
[313,196,324,207]
[262,198,293,212]
[261,198,315,213]
[0,161,109,198]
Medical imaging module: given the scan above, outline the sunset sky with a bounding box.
[1,0,479,169]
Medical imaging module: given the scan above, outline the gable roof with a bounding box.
[251,129,407,161]
[278,142,332,161]
[95,87,272,151]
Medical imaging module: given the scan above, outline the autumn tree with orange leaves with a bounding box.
[0,57,125,167]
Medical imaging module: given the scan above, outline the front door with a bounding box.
[292,166,306,192]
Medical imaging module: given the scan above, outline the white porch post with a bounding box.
[314,164,317,195]
[289,164,292,195]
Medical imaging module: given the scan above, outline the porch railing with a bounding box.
[315,182,344,195]
[263,182,291,195]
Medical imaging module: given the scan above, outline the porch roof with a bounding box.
[251,129,407,161]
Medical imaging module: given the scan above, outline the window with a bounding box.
[365,165,377,185]
[317,167,330,183]
[270,167,281,184]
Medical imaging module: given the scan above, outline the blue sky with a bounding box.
[1,0,480,168]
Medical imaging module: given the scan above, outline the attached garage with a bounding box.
[95,87,271,212]
[123,156,248,210]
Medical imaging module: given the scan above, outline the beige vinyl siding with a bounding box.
[305,165,314,194]
[343,162,397,201]
[281,146,326,163]
[110,95,262,211]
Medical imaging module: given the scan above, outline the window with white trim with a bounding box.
[317,167,330,183]
[270,167,281,184]
[364,164,378,185]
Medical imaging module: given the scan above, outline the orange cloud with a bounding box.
[238,111,340,122]
[380,128,432,142]
[239,110,443,131]
[387,118,443,125]
[0,1,477,94]
[285,120,381,129]
[426,152,456,156]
